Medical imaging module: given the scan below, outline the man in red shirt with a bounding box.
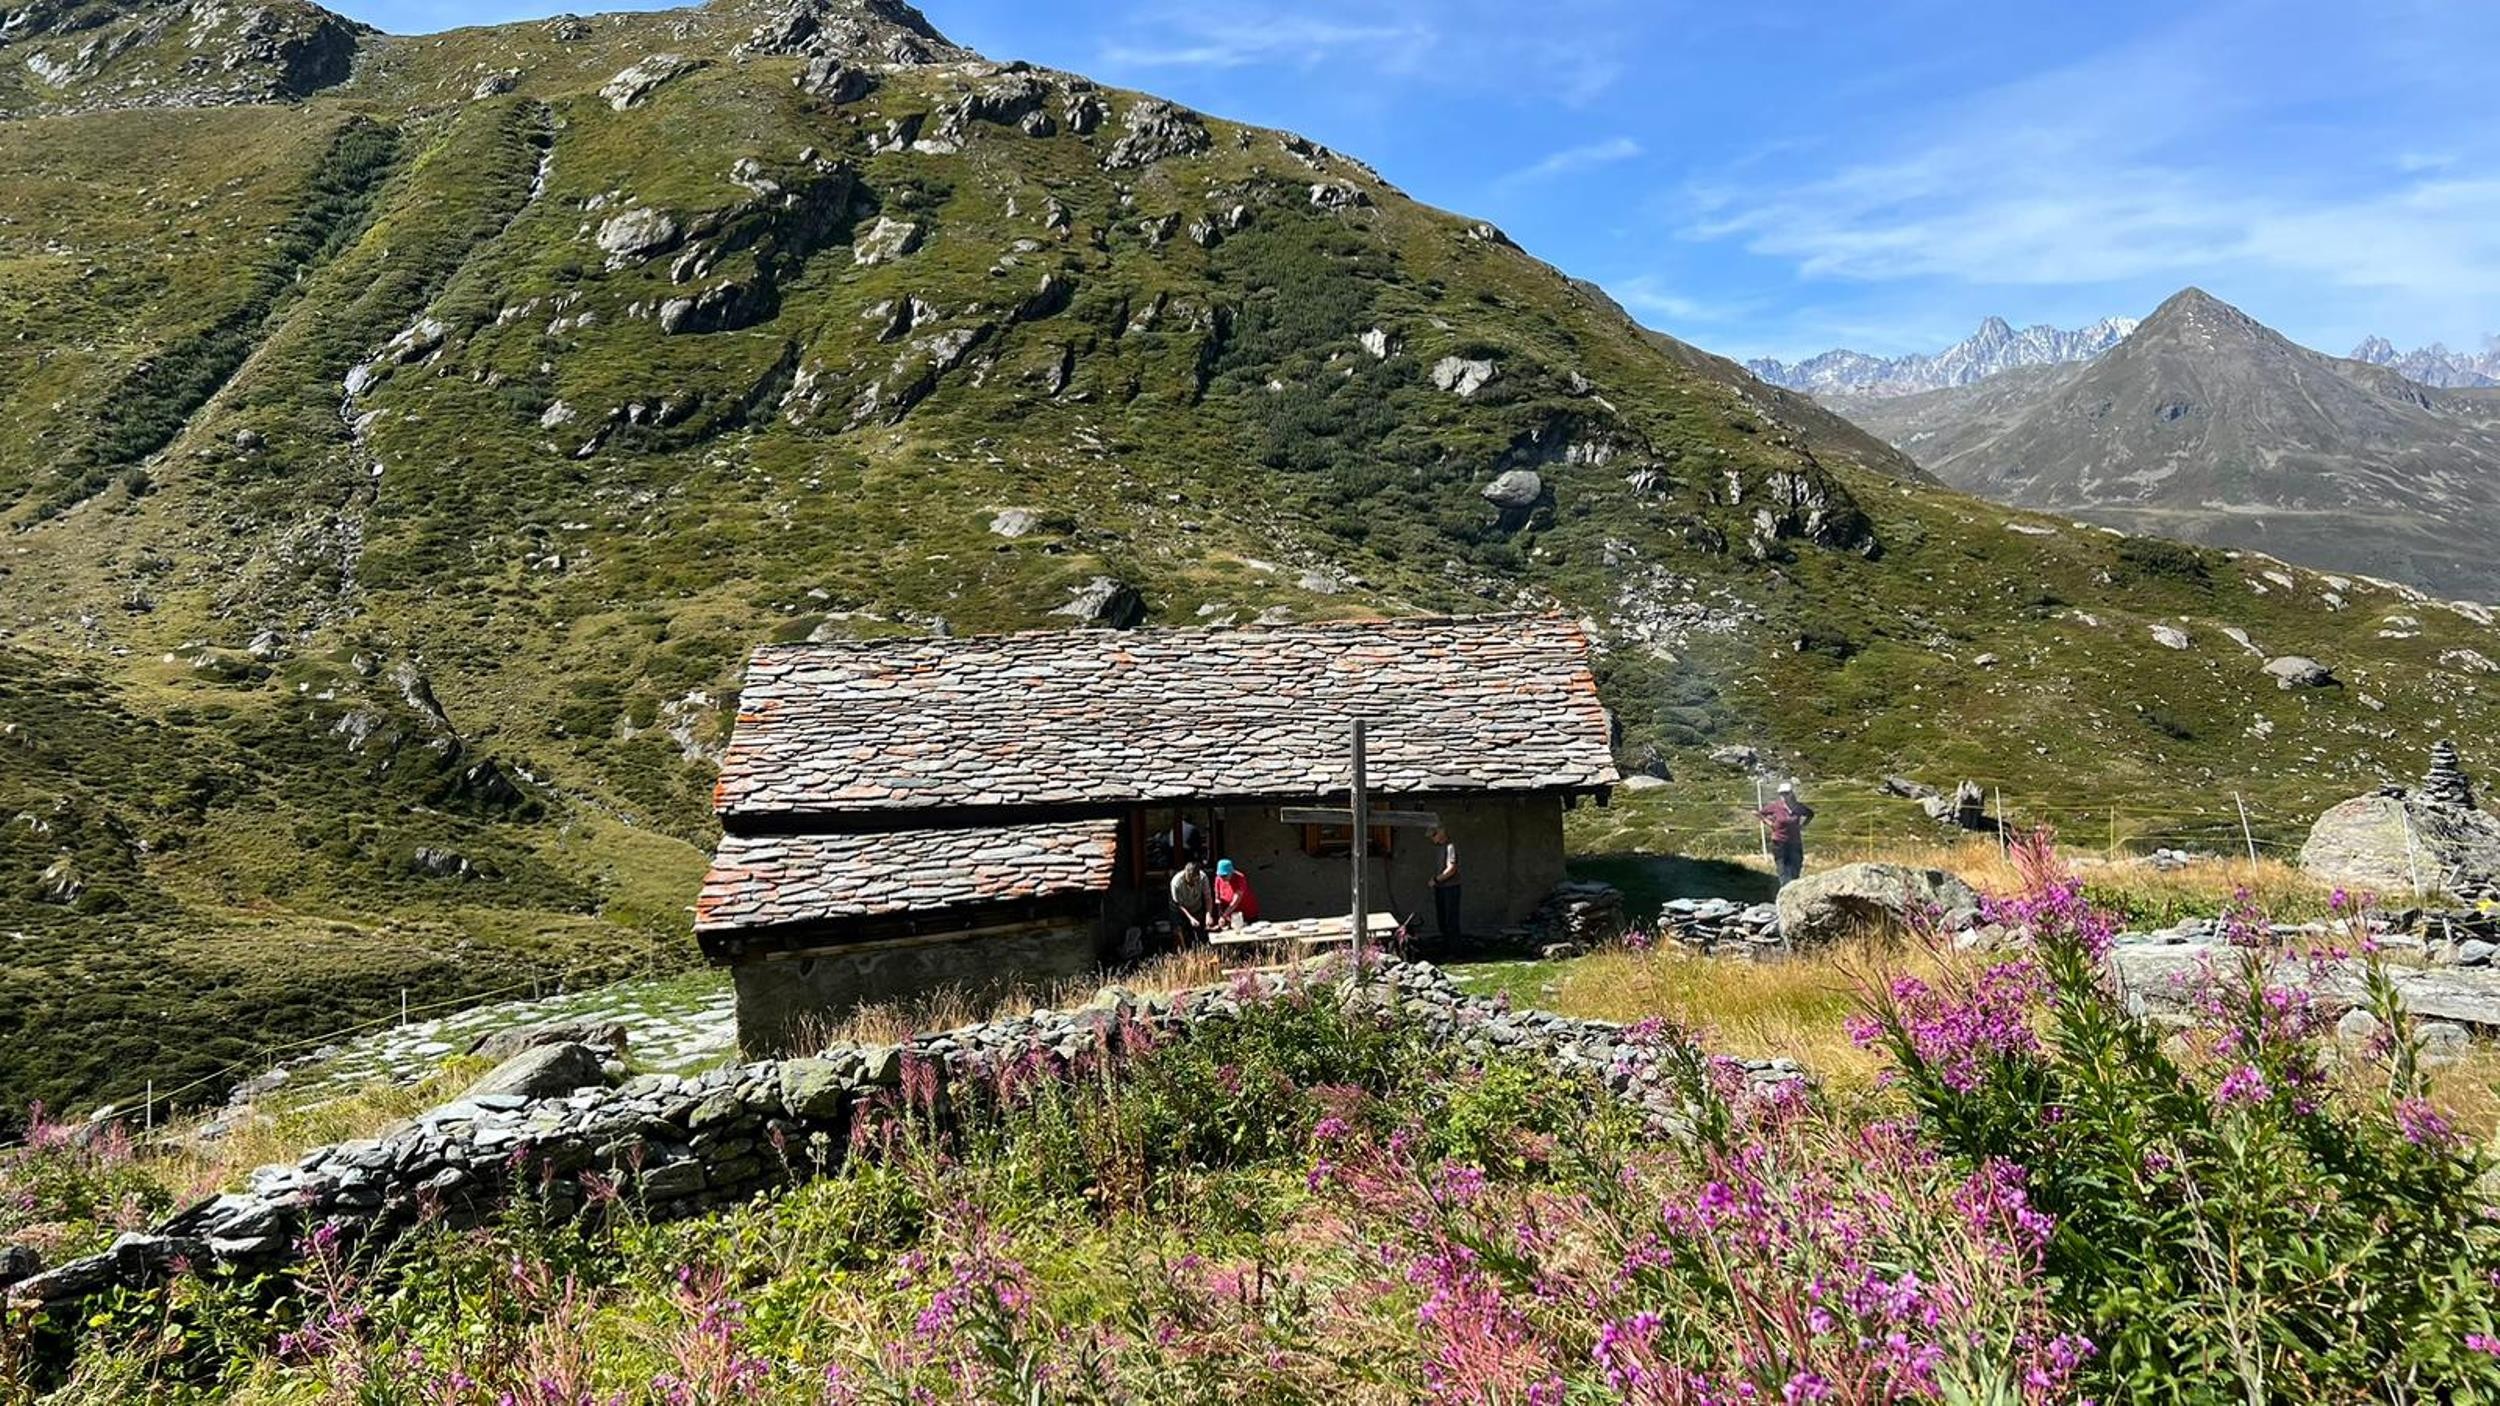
[1211,859,1260,929]
[1757,781,1815,887]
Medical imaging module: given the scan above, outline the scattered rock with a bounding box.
[1709,744,1759,771]
[853,215,924,266]
[1431,356,1497,398]
[2263,655,2335,689]
[595,207,681,266]
[2149,624,2192,650]
[988,509,1039,539]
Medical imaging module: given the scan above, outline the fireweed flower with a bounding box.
[2213,1064,2270,1106]
[2395,1098,2460,1149]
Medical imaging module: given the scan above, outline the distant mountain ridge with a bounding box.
[1747,315,2138,397]
[2349,335,2500,389]
[1826,288,2500,599]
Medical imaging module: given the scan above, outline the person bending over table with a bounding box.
[1211,858,1260,929]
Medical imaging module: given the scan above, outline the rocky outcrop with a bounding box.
[0,0,365,117]
[732,0,965,66]
[599,53,704,111]
[1432,356,1497,398]
[2300,744,2500,899]
[1102,97,1211,170]
[5,962,1799,1309]
[1775,863,1982,945]
[852,215,923,266]
[1049,575,1145,629]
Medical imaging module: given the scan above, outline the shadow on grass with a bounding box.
[1570,852,1778,916]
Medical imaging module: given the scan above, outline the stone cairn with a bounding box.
[2424,740,2477,812]
[1522,881,1628,956]
[2,961,1800,1310]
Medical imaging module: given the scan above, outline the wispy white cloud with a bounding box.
[1606,276,1763,329]
[1098,7,1437,74]
[1498,136,1642,187]
[1676,5,2500,304]
[1093,0,1629,102]
[1105,14,1440,72]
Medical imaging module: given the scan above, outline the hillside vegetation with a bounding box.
[4,0,2500,1112]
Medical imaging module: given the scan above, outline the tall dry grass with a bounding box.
[1823,834,2333,922]
[1537,941,1944,1094]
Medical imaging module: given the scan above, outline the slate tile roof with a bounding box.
[696,820,1121,936]
[714,615,1617,825]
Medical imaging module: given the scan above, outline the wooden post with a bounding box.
[2232,791,2259,865]
[2400,799,2425,900]
[144,1079,153,1135]
[1754,777,1769,862]
[2108,806,2118,862]
[1994,786,2011,860]
[1350,718,1369,972]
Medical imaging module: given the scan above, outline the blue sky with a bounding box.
[340,0,2500,363]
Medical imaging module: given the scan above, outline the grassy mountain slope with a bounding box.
[3,0,2499,1112]
[1831,288,2500,600]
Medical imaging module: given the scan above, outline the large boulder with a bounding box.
[1776,863,1982,946]
[1480,469,1543,510]
[2301,792,2500,898]
[2263,655,2336,689]
[466,1021,629,1062]
[457,1042,610,1102]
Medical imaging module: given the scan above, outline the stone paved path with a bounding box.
[240,973,737,1108]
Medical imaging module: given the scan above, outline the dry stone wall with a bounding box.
[5,962,1798,1308]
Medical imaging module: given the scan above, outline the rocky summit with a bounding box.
[4,0,2500,1114]
[1829,288,2500,600]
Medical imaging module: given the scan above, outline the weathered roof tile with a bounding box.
[696,820,1120,935]
[714,615,1617,822]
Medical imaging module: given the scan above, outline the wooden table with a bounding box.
[1210,911,1404,949]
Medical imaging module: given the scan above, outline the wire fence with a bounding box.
[2,974,566,1154]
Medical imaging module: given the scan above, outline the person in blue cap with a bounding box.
[1211,858,1260,929]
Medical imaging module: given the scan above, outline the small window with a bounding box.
[1302,823,1392,859]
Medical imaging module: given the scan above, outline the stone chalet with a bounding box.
[694,614,1620,1051]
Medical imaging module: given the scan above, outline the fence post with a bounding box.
[1994,786,2011,860]
[144,1079,153,1135]
[399,988,409,1027]
[2232,792,2259,865]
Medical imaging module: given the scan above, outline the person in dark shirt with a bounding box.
[1757,781,1816,887]
[1428,826,1462,941]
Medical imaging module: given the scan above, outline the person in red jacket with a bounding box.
[1211,859,1260,929]
[1756,781,1815,887]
